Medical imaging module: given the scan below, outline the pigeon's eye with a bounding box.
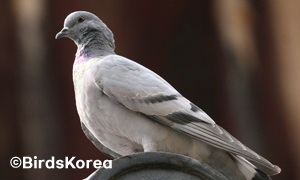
[77,17,85,23]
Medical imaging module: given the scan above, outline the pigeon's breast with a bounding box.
[73,57,99,94]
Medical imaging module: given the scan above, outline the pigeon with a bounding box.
[56,11,281,180]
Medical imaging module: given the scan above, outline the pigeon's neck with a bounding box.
[75,47,95,63]
[76,30,115,57]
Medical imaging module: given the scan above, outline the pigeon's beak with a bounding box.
[55,27,69,39]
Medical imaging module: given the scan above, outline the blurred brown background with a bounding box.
[1,0,299,179]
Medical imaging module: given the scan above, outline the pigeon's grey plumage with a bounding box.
[56,11,281,180]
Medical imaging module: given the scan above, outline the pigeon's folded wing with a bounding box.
[91,55,280,175]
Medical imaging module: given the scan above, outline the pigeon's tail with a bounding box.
[231,154,272,180]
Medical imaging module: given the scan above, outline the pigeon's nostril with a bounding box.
[62,28,68,32]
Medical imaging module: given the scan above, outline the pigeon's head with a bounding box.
[56,11,115,49]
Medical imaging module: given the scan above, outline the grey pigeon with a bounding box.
[56,11,281,180]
